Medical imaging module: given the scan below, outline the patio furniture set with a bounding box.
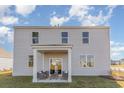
[37,71,68,80]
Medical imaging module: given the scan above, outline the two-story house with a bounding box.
[13,26,110,82]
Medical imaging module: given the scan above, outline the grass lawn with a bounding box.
[0,70,12,75]
[111,65,124,76]
[0,71,122,88]
[110,65,124,87]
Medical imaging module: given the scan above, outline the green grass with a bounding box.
[0,70,12,75]
[0,74,121,88]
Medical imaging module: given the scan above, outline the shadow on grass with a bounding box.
[0,74,121,88]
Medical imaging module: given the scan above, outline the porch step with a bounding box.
[37,80,68,83]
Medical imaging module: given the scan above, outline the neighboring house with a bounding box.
[111,59,124,65]
[0,58,13,71]
[13,26,110,82]
[111,60,120,65]
[0,48,12,71]
[120,59,124,65]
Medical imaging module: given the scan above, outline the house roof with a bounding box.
[0,48,12,58]
[14,26,110,29]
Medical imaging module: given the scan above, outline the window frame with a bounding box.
[32,32,39,44]
[80,54,95,68]
[82,32,89,44]
[61,32,68,44]
[28,55,33,67]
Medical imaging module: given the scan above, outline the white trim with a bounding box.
[80,54,95,68]
[61,32,69,44]
[32,32,39,44]
[68,48,72,82]
[32,46,72,52]
[41,53,45,71]
[37,80,68,83]
[14,26,110,29]
[32,45,72,49]
[28,55,33,68]
[82,32,89,44]
[33,49,38,82]
[62,37,69,44]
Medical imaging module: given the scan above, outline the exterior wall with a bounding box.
[13,27,110,76]
[70,28,110,75]
[13,30,33,76]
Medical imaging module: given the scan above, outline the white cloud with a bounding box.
[49,6,117,26]
[0,26,10,37]
[110,41,114,45]
[0,26,13,44]
[69,5,93,19]
[0,5,11,11]
[69,5,95,23]
[7,31,13,43]
[16,5,36,16]
[49,5,93,26]
[68,5,117,26]
[0,16,18,25]
[111,46,124,53]
[0,5,11,16]
[112,52,120,56]
[82,6,117,26]
[110,41,124,60]
[110,40,124,46]
[50,16,69,26]
[51,11,56,16]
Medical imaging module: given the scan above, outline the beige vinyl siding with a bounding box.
[13,26,110,76]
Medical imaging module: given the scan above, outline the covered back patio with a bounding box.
[32,44,72,83]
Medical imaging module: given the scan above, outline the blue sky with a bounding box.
[0,5,124,60]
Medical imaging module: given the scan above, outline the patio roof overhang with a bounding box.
[32,44,73,50]
[32,44,72,83]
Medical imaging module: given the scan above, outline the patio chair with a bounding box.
[62,71,68,80]
[37,71,44,79]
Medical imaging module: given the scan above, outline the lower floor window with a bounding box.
[28,55,33,67]
[80,55,94,67]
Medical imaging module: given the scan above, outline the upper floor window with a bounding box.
[82,32,89,44]
[80,55,94,68]
[32,32,39,44]
[61,32,68,43]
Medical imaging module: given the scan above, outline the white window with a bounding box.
[61,32,68,43]
[28,55,33,67]
[82,32,89,44]
[32,32,39,44]
[80,55,94,67]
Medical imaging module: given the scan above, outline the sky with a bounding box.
[0,5,124,60]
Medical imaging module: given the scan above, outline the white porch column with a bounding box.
[33,49,38,82]
[41,52,45,71]
[68,48,72,82]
